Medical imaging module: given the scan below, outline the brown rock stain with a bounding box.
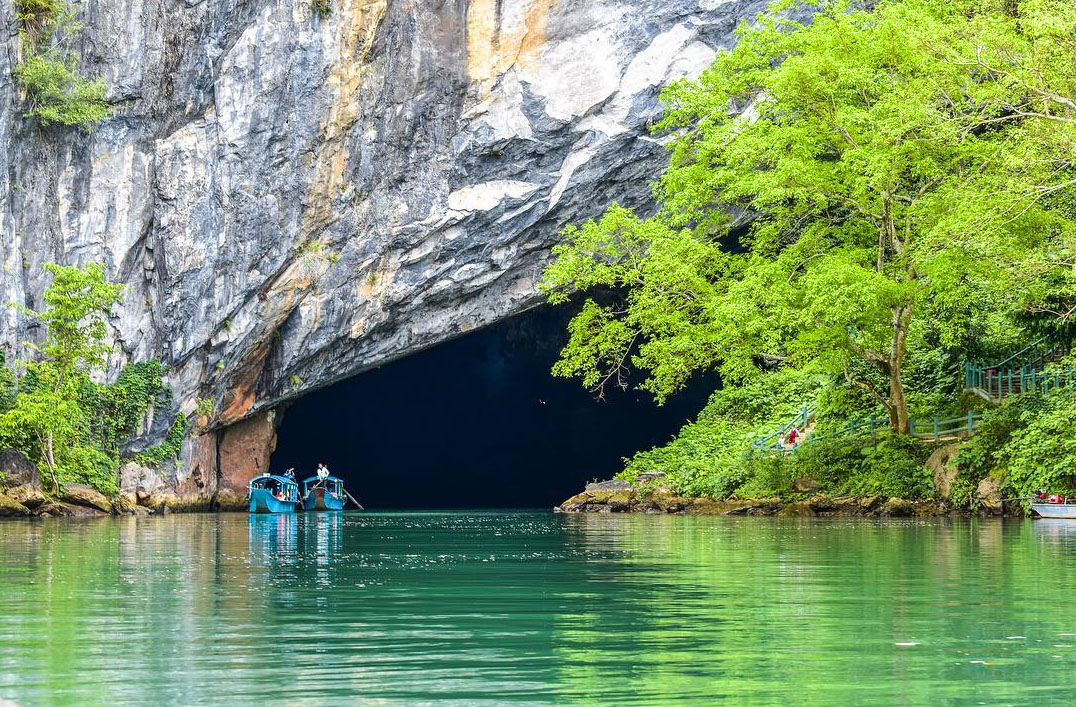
[466,0,555,88]
[306,0,388,231]
[217,411,279,497]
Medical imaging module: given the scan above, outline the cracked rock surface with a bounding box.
[0,0,766,498]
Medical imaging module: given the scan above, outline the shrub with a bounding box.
[738,434,934,500]
[133,414,189,467]
[622,368,824,498]
[957,394,1044,482]
[14,0,65,31]
[311,0,332,19]
[13,0,110,130]
[0,354,17,414]
[1003,387,1076,498]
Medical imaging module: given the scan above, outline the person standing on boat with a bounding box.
[317,464,329,481]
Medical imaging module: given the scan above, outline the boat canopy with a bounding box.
[249,474,298,490]
[301,475,344,485]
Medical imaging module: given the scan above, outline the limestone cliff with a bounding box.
[0,0,766,505]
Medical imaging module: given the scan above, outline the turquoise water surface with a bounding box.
[2,512,1076,705]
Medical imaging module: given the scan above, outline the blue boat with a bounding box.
[301,474,348,511]
[248,473,300,513]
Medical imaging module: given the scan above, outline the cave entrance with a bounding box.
[270,305,714,509]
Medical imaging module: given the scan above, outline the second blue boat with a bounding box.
[301,474,347,511]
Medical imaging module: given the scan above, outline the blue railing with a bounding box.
[754,410,983,452]
[965,338,1070,401]
[751,406,813,451]
[809,412,983,444]
[964,362,1074,400]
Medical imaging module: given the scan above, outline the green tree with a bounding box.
[543,0,1075,434]
[0,264,122,493]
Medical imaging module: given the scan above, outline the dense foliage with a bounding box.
[0,265,181,495]
[545,0,1076,503]
[13,0,110,129]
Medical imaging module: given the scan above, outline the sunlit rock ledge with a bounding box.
[555,477,1013,517]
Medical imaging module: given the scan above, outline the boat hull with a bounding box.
[303,487,345,511]
[249,488,299,514]
[1032,503,1076,519]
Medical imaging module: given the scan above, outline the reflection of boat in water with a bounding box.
[248,473,300,513]
[247,512,298,563]
[302,474,347,511]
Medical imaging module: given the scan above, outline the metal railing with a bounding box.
[751,406,813,451]
[754,410,983,452]
[965,339,1069,401]
[965,362,1074,400]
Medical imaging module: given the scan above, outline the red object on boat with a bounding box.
[1049,494,1068,504]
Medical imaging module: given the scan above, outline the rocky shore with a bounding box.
[554,474,1011,518]
[0,449,231,518]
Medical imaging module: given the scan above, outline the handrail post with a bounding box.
[967,410,975,435]
[933,419,939,441]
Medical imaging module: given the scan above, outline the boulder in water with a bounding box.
[8,485,47,509]
[0,493,30,517]
[62,484,114,514]
[882,498,914,516]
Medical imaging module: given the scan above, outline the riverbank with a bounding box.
[554,477,1015,517]
[0,449,239,518]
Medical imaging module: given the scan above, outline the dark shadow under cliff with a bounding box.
[270,304,715,509]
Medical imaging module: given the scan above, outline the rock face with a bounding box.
[927,443,961,501]
[585,479,633,493]
[0,449,41,489]
[0,0,769,503]
[977,475,1004,512]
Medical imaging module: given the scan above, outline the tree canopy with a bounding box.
[0,264,184,496]
[543,0,1076,435]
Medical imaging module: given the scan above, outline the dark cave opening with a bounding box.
[270,304,715,509]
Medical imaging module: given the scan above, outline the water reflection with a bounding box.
[2,514,1076,704]
[1032,518,1076,546]
[247,512,298,563]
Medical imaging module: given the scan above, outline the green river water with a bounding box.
[2,512,1076,705]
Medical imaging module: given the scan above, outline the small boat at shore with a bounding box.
[1032,502,1076,519]
[248,473,300,513]
[301,474,348,511]
[1031,491,1076,519]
